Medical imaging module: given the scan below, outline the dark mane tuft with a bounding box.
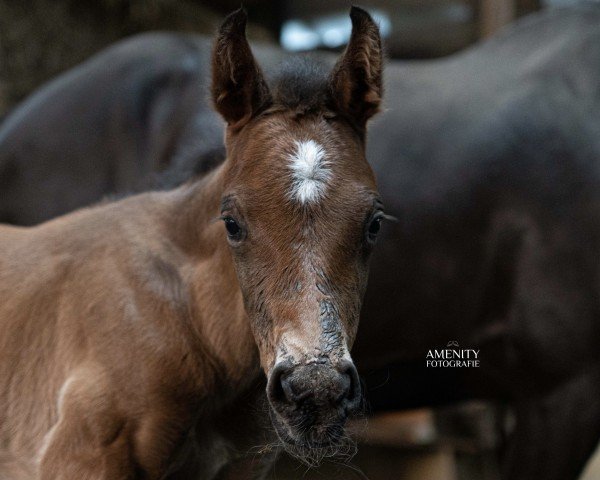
[267,56,331,112]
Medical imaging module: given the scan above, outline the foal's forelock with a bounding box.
[287,139,331,204]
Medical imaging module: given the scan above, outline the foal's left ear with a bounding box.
[211,8,271,130]
[330,7,383,129]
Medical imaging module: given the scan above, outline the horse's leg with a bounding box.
[38,366,135,480]
[476,215,600,479]
[502,364,600,480]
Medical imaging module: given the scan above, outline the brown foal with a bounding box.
[0,7,384,479]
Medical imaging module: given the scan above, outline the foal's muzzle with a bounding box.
[267,359,361,444]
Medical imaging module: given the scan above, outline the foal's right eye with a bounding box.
[223,217,241,239]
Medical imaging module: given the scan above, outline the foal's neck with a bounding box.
[164,165,260,393]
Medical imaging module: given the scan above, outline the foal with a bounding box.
[0,7,383,479]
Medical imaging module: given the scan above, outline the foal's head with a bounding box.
[211,7,384,460]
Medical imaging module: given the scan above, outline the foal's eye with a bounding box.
[223,217,241,239]
[366,214,384,243]
[368,217,382,236]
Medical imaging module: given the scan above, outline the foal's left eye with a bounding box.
[368,217,382,236]
[366,214,384,243]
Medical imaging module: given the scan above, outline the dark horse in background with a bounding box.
[0,33,239,225]
[1,5,599,480]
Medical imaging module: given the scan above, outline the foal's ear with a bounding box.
[211,8,271,129]
[329,6,383,129]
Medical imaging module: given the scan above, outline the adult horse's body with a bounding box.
[1,5,600,480]
[0,33,229,225]
[0,8,385,479]
[360,7,600,480]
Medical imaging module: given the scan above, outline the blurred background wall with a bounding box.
[0,0,548,117]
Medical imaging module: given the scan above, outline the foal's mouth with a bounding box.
[268,407,357,465]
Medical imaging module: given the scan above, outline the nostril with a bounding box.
[268,362,306,405]
[267,362,289,405]
[338,360,361,412]
[280,374,297,403]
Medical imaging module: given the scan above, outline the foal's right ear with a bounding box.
[211,8,271,130]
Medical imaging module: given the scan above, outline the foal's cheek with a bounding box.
[251,326,279,374]
[226,251,252,300]
[232,265,279,370]
[343,317,360,349]
[343,266,371,347]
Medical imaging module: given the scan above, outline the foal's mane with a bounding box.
[266,56,332,114]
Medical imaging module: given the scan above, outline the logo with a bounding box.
[425,341,480,368]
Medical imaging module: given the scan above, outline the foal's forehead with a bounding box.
[231,114,376,204]
[224,114,377,224]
